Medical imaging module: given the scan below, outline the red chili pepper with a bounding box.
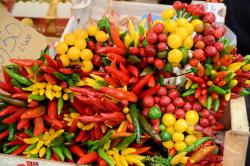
[129,77,139,84]
[147,75,155,87]
[139,84,160,99]
[43,115,64,129]
[44,54,58,69]
[79,115,106,123]
[95,124,102,140]
[201,89,207,95]
[231,86,242,93]
[105,66,130,85]
[148,12,153,29]
[70,87,104,98]
[68,118,78,133]
[0,81,22,94]
[44,74,58,85]
[10,58,43,67]
[7,140,23,146]
[104,77,120,88]
[40,65,57,75]
[52,150,60,161]
[211,92,219,100]
[103,97,122,112]
[12,93,29,100]
[98,157,108,166]
[16,132,29,138]
[55,56,65,69]
[186,73,204,84]
[2,109,25,124]
[21,106,45,120]
[119,63,130,76]
[107,53,127,65]
[217,80,226,87]
[127,65,139,77]
[213,122,224,131]
[72,100,86,115]
[0,129,9,140]
[59,68,73,75]
[2,68,12,84]
[110,58,117,69]
[17,119,30,130]
[12,144,28,155]
[91,71,108,77]
[60,81,68,88]
[77,152,98,164]
[215,71,228,80]
[19,67,28,77]
[74,94,93,106]
[132,147,151,155]
[100,112,126,122]
[69,145,85,158]
[48,99,57,120]
[168,148,176,157]
[132,73,153,94]
[198,65,204,77]
[33,117,44,136]
[28,100,39,108]
[0,105,18,117]
[76,130,86,142]
[110,23,126,49]
[100,86,138,102]
[200,94,207,104]
[195,87,202,98]
[37,75,45,82]
[96,46,125,56]
[236,72,250,78]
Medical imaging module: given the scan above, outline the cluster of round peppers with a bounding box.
[0,1,249,165]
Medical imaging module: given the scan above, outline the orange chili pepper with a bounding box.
[21,106,46,120]
[33,117,44,136]
[132,146,151,155]
[198,65,204,77]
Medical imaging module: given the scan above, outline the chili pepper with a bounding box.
[24,144,36,152]
[3,109,25,124]
[132,146,151,155]
[77,151,98,164]
[119,63,130,76]
[0,105,18,117]
[12,144,28,155]
[191,67,198,75]
[45,147,52,160]
[0,123,8,131]
[139,114,161,142]
[69,145,85,157]
[104,77,120,88]
[213,122,224,131]
[4,67,33,86]
[59,68,73,75]
[6,144,21,154]
[3,68,12,84]
[89,130,115,152]
[197,65,204,77]
[68,119,78,133]
[57,97,64,115]
[12,93,29,100]
[182,137,211,153]
[107,53,127,65]
[62,146,73,160]
[70,87,104,98]
[127,65,139,77]
[147,75,155,87]
[190,145,216,163]
[103,97,121,112]
[239,88,250,96]
[139,84,160,99]
[110,23,126,49]
[116,133,136,150]
[213,99,220,112]
[100,86,137,102]
[53,146,65,161]
[44,54,58,68]
[11,79,23,88]
[3,140,8,153]
[8,123,16,141]
[140,66,154,76]
[76,130,85,142]
[48,99,57,120]
[33,117,44,136]
[98,148,115,166]
[191,83,199,89]
[32,63,39,72]
[127,55,141,64]
[105,66,129,85]
[205,64,213,76]
[182,89,196,97]
[64,132,75,142]
[10,58,43,67]
[70,73,81,83]
[24,129,34,137]
[53,72,70,81]
[7,140,23,146]
[67,79,74,87]
[96,46,125,56]
[21,106,45,119]
[132,73,153,94]
[129,104,141,144]
[40,65,56,75]
[208,85,227,96]
[17,119,30,130]
[50,135,65,147]
[0,93,26,107]
[28,100,39,108]
[102,57,111,66]
[28,94,46,101]
[148,12,153,29]
[206,96,212,110]
[44,74,58,84]
[194,87,202,99]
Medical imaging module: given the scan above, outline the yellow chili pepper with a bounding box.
[75,80,85,86]
[24,137,39,144]
[106,150,115,156]
[44,140,51,146]
[120,155,129,166]
[170,152,187,165]
[32,90,39,95]
[70,112,80,119]
[45,89,53,100]
[225,93,231,101]
[49,128,55,135]
[52,85,62,91]
[128,19,135,38]
[123,107,129,114]
[39,147,46,158]
[55,129,64,136]
[180,156,189,164]
[124,34,132,48]
[29,148,40,155]
[63,93,69,100]
[228,62,245,72]
[63,88,72,93]
[246,80,250,85]
[39,82,47,89]
[46,83,52,90]
[103,140,111,151]
[242,64,250,71]
[43,132,49,141]
[54,91,62,98]
[230,79,238,87]
[125,155,145,166]
[24,67,34,77]
[81,123,95,130]
[39,89,45,96]
[90,74,104,81]
[128,154,145,161]
[185,79,192,89]
[64,117,72,122]
[133,32,139,47]
[118,120,127,132]
[140,18,147,28]
[113,152,121,163]
[126,114,132,123]
[36,140,44,149]
[77,122,84,128]
[121,148,136,156]
[27,98,32,103]
[101,125,107,133]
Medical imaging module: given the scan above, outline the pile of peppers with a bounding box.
[0,2,249,166]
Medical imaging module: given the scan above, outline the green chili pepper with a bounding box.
[104,17,112,42]
[208,85,226,96]
[98,148,115,166]
[97,130,114,148]
[45,147,52,160]
[71,73,81,83]
[240,88,250,96]
[54,72,70,81]
[142,39,148,47]
[205,64,213,76]
[182,137,211,153]
[97,19,106,30]
[205,57,212,64]
[119,31,127,41]
[0,93,26,107]
[129,104,141,144]
[57,97,64,115]
[68,107,77,113]
[28,94,46,101]
[128,40,135,48]
[69,92,74,103]
[4,67,33,86]
[62,146,73,160]
[163,63,173,73]
[24,144,36,152]
[213,99,220,112]
[220,66,228,71]
[191,67,198,75]
[158,75,166,86]
[157,51,167,59]
[6,145,21,154]
[213,145,219,154]
[50,135,65,147]
[11,79,23,88]
[29,154,38,158]
[102,57,111,66]
[138,25,145,36]
[0,101,7,108]
[182,89,196,97]
[139,114,161,142]
[64,132,75,142]
[32,63,39,72]
[210,72,217,80]
[206,96,212,110]
[8,123,16,141]
[6,64,19,73]
[3,140,8,153]
[127,55,141,64]
[24,129,34,137]
[96,80,108,86]
[140,66,154,76]
[67,79,74,87]
[0,123,8,132]
[191,83,199,89]
[53,146,65,161]
[116,133,136,150]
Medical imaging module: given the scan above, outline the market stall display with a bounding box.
[0,1,249,165]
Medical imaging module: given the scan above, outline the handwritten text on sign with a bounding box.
[0,8,47,67]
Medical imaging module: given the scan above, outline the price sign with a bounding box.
[0,8,47,68]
